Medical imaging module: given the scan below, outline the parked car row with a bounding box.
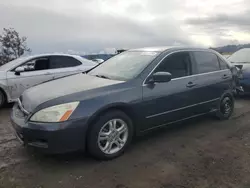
[9,46,236,160]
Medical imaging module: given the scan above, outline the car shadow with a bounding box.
[26,114,213,166]
[25,148,97,167]
[2,102,14,109]
[235,94,250,100]
[134,115,211,144]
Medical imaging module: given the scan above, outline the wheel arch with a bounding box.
[86,103,137,135]
[215,90,234,120]
[221,90,234,101]
[217,90,234,110]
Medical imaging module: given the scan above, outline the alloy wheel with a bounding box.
[98,119,129,155]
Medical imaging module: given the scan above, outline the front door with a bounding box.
[6,57,54,100]
[141,51,200,131]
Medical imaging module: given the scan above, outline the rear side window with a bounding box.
[193,52,220,74]
[218,57,229,70]
[49,56,82,69]
[155,52,192,79]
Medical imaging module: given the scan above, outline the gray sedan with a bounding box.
[0,54,97,107]
[11,47,234,160]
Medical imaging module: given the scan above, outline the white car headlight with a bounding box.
[30,102,79,123]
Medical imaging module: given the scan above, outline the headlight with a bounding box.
[30,102,79,123]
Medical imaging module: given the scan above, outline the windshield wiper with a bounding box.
[94,74,111,79]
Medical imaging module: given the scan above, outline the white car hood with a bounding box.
[0,71,6,80]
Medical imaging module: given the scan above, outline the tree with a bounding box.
[0,28,31,65]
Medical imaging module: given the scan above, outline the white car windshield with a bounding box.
[0,56,31,71]
[88,51,159,81]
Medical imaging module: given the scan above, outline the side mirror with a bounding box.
[148,72,172,84]
[15,67,25,75]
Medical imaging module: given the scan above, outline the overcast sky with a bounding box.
[0,0,249,54]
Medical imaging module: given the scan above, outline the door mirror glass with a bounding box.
[15,67,25,73]
[150,72,172,83]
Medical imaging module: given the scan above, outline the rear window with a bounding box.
[193,52,220,74]
[49,56,81,69]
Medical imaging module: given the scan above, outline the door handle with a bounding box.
[44,72,51,75]
[222,74,229,79]
[186,82,197,88]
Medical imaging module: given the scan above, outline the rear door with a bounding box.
[48,56,84,79]
[141,51,201,130]
[190,51,232,113]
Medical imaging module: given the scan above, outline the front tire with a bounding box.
[87,110,133,160]
[216,94,234,120]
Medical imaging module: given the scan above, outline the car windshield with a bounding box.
[228,49,250,63]
[88,51,159,81]
[0,56,31,71]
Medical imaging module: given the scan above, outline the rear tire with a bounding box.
[0,90,6,108]
[87,110,133,160]
[216,94,234,120]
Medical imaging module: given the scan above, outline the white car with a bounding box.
[0,54,97,108]
[92,58,105,64]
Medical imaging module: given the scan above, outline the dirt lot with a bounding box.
[1,99,250,188]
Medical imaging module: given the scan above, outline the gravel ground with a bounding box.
[1,99,250,188]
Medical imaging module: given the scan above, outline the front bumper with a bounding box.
[10,104,89,154]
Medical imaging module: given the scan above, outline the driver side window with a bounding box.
[18,57,50,72]
[155,52,192,79]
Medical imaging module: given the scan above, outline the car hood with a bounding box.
[21,73,124,112]
[0,71,6,80]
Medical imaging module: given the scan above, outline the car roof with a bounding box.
[24,53,82,59]
[27,53,97,66]
[0,53,96,71]
[129,46,214,53]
